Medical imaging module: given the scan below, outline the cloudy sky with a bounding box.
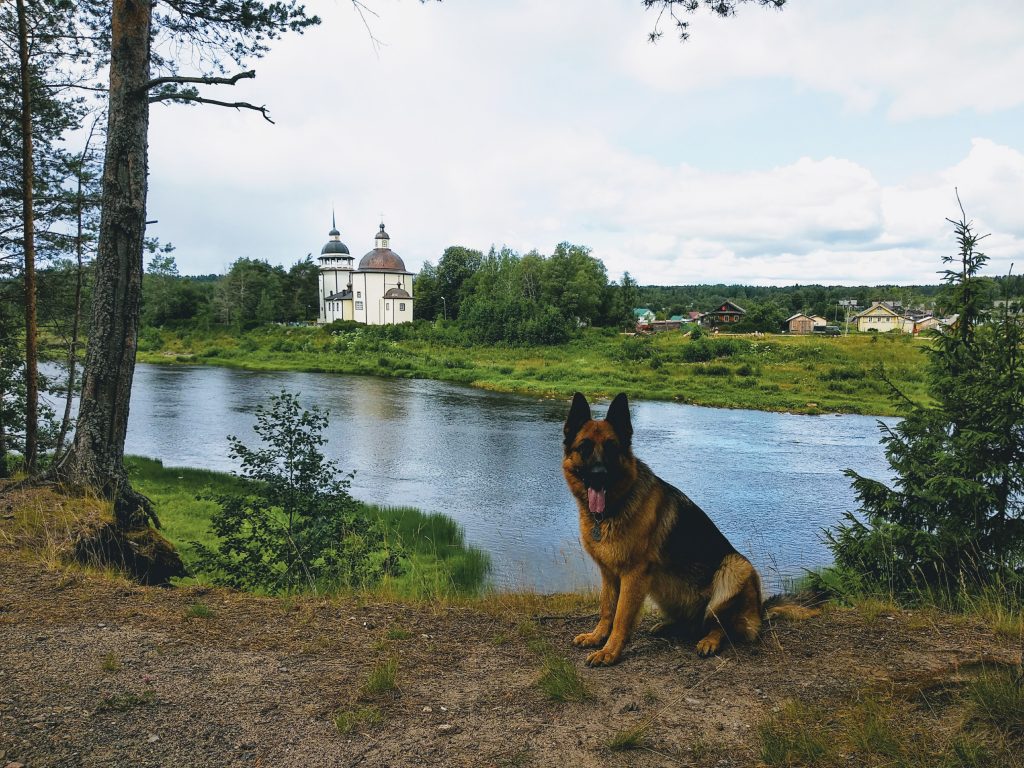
[144,0,1024,286]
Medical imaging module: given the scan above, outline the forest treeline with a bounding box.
[12,244,1024,348]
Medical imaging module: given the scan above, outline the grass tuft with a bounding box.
[607,722,649,751]
[536,654,589,703]
[185,602,213,619]
[333,705,383,735]
[758,700,832,766]
[359,657,399,699]
[966,667,1024,740]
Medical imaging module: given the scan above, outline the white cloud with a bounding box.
[142,0,1024,287]
[619,0,1024,120]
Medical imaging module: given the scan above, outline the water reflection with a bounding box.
[121,364,893,593]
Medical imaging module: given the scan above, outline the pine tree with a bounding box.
[828,201,1024,590]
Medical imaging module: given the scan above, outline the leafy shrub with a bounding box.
[193,391,404,594]
[617,335,656,362]
[694,363,732,377]
[820,366,862,381]
[678,337,749,362]
[137,327,164,352]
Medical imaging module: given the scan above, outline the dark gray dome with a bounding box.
[384,287,411,299]
[329,227,341,237]
[321,240,350,255]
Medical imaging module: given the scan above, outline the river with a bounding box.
[105,363,894,593]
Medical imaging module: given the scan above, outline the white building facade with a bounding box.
[318,220,414,325]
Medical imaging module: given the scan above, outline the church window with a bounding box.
[356,301,363,311]
[357,291,361,298]
[386,303,391,310]
[399,303,406,312]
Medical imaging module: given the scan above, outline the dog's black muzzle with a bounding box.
[584,463,609,491]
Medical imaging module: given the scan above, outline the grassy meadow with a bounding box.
[125,456,491,599]
[136,323,932,416]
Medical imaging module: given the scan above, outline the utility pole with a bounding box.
[839,299,857,335]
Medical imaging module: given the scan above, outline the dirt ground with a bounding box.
[2,549,1022,768]
[1,483,1021,768]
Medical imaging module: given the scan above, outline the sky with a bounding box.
[144,0,1024,286]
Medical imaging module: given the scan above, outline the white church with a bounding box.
[318,217,414,325]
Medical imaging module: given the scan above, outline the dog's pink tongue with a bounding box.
[588,488,606,516]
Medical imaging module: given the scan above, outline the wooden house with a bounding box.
[701,300,746,326]
[786,313,816,334]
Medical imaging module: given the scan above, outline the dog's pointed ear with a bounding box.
[605,392,632,448]
[564,392,592,449]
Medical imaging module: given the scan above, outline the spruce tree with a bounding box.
[829,201,1024,590]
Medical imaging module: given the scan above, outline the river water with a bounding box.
[110,363,893,592]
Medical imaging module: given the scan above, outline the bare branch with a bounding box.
[351,0,383,55]
[148,92,274,123]
[145,69,255,90]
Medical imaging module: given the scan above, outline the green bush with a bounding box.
[193,391,404,594]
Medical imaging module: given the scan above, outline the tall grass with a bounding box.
[126,456,491,600]
[805,565,1024,641]
[758,686,1020,768]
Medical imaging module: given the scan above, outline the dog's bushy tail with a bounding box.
[763,590,825,621]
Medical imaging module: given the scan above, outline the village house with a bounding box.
[633,308,656,325]
[851,301,903,332]
[701,300,746,327]
[786,313,816,334]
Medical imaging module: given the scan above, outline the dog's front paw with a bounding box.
[572,631,607,648]
[585,647,620,667]
[695,635,721,657]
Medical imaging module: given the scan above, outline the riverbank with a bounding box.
[136,324,931,416]
[1,486,1021,768]
[125,456,491,599]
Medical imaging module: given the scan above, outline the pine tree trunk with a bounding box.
[55,128,97,461]
[62,0,153,528]
[16,0,38,472]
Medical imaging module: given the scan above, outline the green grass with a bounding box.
[136,324,933,416]
[333,705,383,735]
[967,667,1024,740]
[758,683,1022,768]
[125,455,491,600]
[804,566,1024,641]
[607,723,650,751]
[516,619,590,703]
[359,657,399,699]
[185,602,214,619]
[536,654,590,703]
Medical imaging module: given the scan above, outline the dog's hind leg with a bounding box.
[697,554,762,656]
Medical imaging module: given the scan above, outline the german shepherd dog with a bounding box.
[563,392,796,667]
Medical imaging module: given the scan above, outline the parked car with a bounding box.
[813,325,842,336]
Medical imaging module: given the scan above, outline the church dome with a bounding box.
[384,287,411,299]
[359,249,407,271]
[322,240,350,255]
[320,216,350,256]
[358,222,408,272]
